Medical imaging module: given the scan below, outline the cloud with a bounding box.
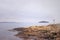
[0,0,60,23]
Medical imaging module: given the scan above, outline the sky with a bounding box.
[0,0,60,23]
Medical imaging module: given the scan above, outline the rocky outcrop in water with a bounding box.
[12,24,60,40]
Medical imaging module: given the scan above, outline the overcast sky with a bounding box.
[0,0,60,23]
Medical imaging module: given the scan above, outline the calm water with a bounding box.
[0,22,49,40]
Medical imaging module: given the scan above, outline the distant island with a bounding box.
[0,22,16,23]
[39,21,49,23]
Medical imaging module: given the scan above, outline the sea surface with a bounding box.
[0,22,49,40]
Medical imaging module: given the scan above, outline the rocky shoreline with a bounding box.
[12,24,60,40]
